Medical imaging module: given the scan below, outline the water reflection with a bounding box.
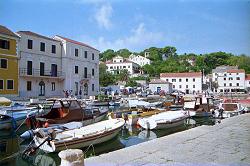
[0,110,216,166]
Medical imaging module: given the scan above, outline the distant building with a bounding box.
[148,79,173,94]
[128,53,151,67]
[105,56,140,75]
[17,31,64,98]
[54,35,100,97]
[160,72,202,94]
[0,25,20,97]
[212,66,245,93]
[245,74,250,90]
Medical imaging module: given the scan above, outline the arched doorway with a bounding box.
[39,81,45,96]
[84,83,88,96]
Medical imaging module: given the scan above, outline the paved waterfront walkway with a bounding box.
[85,114,250,166]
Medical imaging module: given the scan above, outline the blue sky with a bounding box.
[0,0,249,55]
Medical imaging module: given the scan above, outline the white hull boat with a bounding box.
[214,103,245,118]
[34,118,125,153]
[138,111,191,130]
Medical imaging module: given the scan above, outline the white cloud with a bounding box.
[94,3,113,30]
[92,23,165,51]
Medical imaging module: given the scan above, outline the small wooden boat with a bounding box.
[138,110,191,130]
[26,98,108,129]
[184,96,215,117]
[33,118,125,153]
[214,103,246,118]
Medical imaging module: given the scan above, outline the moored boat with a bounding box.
[214,102,246,118]
[26,98,108,129]
[33,118,125,153]
[138,110,192,130]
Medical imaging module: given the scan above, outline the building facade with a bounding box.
[0,25,19,97]
[105,56,140,75]
[17,31,64,98]
[128,53,151,67]
[160,72,202,94]
[54,35,100,97]
[245,74,250,90]
[212,66,245,93]
[148,79,173,94]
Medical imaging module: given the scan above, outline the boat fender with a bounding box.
[44,122,49,128]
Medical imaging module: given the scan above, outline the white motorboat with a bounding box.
[214,103,246,118]
[138,110,192,130]
[33,118,125,153]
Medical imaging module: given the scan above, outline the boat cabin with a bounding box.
[194,96,215,112]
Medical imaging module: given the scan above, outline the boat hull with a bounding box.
[34,119,125,153]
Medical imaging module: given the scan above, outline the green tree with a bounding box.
[117,49,131,58]
[100,49,116,61]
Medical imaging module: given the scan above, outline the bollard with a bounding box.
[58,149,84,166]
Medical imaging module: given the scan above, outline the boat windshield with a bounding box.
[69,101,81,110]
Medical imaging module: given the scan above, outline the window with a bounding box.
[236,83,239,86]
[110,66,113,69]
[172,79,176,82]
[40,62,45,76]
[40,42,45,52]
[75,49,78,57]
[84,51,87,58]
[173,85,175,88]
[92,84,94,91]
[0,59,7,69]
[236,73,239,75]
[236,77,240,80]
[92,53,94,60]
[193,78,195,82]
[52,45,56,53]
[166,79,168,82]
[75,66,78,74]
[92,68,94,76]
[27,81,32,91]
[84,67,87,78]
[224,83,226,87]
[51,64,57,77]
[0,80,3,90]
[52,82,55,91]
[28,39,33,49]
[224,73,227,76]
[179,79,182,82]
[27,61,32,75]
[224,78,226,80]
[193,85,195,88]
[186,85,188,88]
[7,80,14,90]
[128,66,130,68]
[186,78,188,82]
[0,39,10,49]
[179,85,182,88]
[215,78,218,81]
[123,66,126,68]
[229,83,232,86]
[229,77,233,80]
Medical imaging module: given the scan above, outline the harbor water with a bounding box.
[0,106,218,166]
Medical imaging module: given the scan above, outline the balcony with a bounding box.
[19,68,65,79]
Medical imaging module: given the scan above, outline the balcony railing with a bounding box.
[19,68,65,78]
[81,74,92,79]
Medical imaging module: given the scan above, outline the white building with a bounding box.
[17,31,64,98]
[148,79,173,94]
[53,35,100,97]
[212,66,245,93]
[160,72,202,94]
[245,74,250,90]
[105,56,140,75]
[128,53,151,67]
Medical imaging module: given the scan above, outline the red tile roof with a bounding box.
[55,35,99,52]
[17,31,59,42]
[160,72,202,78]
[226,69,245,73]
[245,74,250,80]
[105,59,134,64]
[150,79,170,84]
[0,25,19,38]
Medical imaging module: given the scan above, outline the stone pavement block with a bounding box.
[85,114,250,165]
